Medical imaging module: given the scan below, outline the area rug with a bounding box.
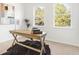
[2,40,51,55]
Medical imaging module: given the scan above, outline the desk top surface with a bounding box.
[10,29,46,38]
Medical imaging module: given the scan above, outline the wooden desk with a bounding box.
[10,29,47,55]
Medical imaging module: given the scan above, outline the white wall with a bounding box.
[22,3,79,47]
[0,3,24,42]
[14,3,24,29]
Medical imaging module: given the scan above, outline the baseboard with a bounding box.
[46,39,79,48]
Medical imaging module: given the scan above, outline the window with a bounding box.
[34,7,44,26]
[54,3,71,27]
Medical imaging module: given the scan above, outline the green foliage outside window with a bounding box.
[55,4,71,27]
[35,7,44,26]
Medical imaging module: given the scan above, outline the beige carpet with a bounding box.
[0,38,79,55]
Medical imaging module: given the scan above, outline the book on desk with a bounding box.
[32,27,42,34]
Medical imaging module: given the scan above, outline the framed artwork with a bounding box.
[33,7,45,26]
[53,3,71,28]
[0,3,15,25]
